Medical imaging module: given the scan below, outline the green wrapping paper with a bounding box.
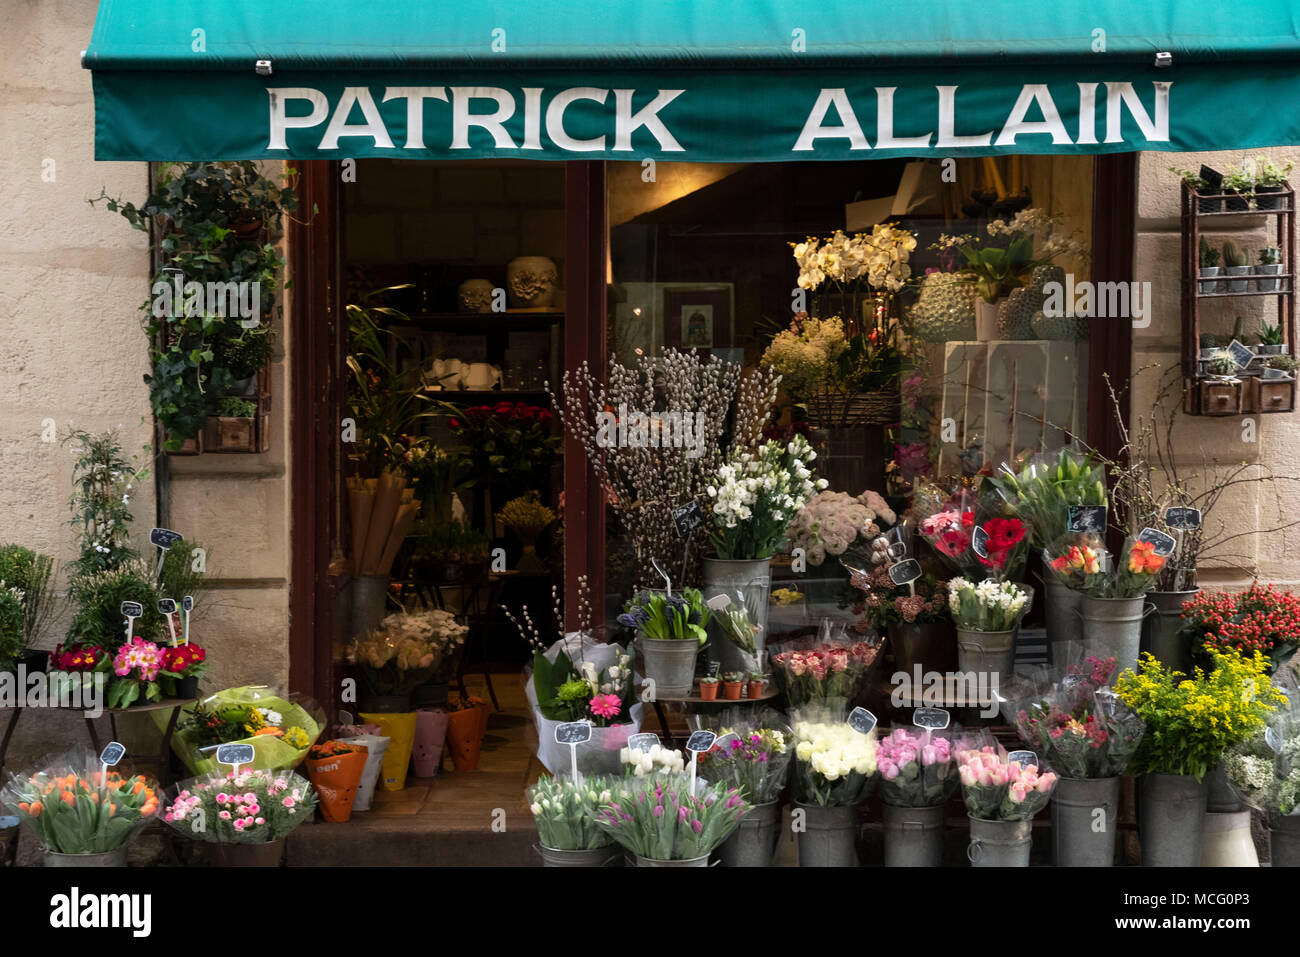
[154,685,324,776]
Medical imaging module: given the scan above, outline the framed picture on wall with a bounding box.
[663,284,734,352]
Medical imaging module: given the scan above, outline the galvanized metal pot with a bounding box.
[1051,776,1118,867]
[967,816,1032,867]
[1139,773,1207,866]
[796,802,858,867]
[43,846,128,867]
[1044,580,1084,666]
[1142,589,1198,675]
[717,800,779,867]
[1080,596,1154,677]
[634,853,711,867]
[1205,762,1245,812]
[636,636,701,698]
[888,621,957,677]
[955,628,1016,687]
[535,843,622,867]
[882,802,945,867]
[351,574,391,637]
[1270,815,1300,866]
[701,558,770,675]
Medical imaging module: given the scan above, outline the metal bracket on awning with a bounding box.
[255,59,272,76]
[1155,52,1172,68]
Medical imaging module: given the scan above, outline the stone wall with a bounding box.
[1135,149,1300,586]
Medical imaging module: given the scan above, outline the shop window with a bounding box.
[603,157,1095,635]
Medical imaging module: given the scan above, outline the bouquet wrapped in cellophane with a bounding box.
[790,706,877,807]
[595,775,749,862]
[162,767,317,844]
[956,732,1057,821]
[988,448,1108,552]
[1006,654,1145,778]
[528,774,616,851]
[1,750,160,855]
[162,685,325,776]
[769,620,879,710]
[697,709,793,805]
[876,725,957,808]
[1224,688,1300,824]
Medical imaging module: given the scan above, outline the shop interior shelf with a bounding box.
[426,389,551,400]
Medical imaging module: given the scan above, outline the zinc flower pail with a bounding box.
[1080,596,1153,678]
[701,557,771,676]
[1051,776,1119,867]
[208,837,285,867]
[43,846,128,867]
[1142,590,1198,676]
[1044,580,1084,665]
[1205,763,1244,813]
[717,800,780,867]
[888,621,957,677]
[351,574,391,637]
[634,853,712,867]
[881,802,945,867]
[1139,773,1207,867]
[796,802,858,867]
[636,636,701,699]
[536,843,622,867]
[967,816,1032,867]
[955,628,1016,687]
[1200,811,1259,867]
[1270,815,1300,867]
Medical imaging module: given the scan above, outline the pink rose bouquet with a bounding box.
[877,726,956,808]
[770,641,878,709]
[956,741,1057,821]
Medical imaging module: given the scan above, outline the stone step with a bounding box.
[287,816,541,867]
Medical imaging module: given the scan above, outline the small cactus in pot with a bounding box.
[1256,246,1283,293]
[1222,240,1251,292]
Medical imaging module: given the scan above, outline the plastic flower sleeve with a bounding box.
[594,774,749,861]
[1,750,160,855]
[768,622,879,711]
[696,710,794,805]
[1042,531,1108,593]
[789,705,877,807]
[988,448,1108,552]
[955,732,1058,821]
[876,724,957,808]
[528,774,616,851]
[162,767,317,844]
[160,685,325,776]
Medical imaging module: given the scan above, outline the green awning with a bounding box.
[86,0,1300,161]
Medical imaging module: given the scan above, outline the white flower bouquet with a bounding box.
[791,708,878,806]
[948,577,1033,632]
[706,433,827,560]
[528,774,616,851]
[1225,707,1300,823]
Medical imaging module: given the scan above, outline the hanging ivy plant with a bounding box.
[91,162,314,450]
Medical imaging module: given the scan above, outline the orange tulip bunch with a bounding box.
[2,757,159,854]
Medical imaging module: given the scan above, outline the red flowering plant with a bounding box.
[158,643,208,695]
[1182,583,1300,674]
[440,400,560,487]
[50,643,104,672]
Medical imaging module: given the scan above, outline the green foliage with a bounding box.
[215,397,257,418]
[0,584,25,670]
[63,430,142,577]
[1171,167,1209,191]
[158,539,209,619]
[0,545,55,651]
[1198,236,1220,268]
[1222,240,1248,268]
[1207,353,1237,376]
[959,236,1036,302]
[66,561,163,649]
[1259,246,1282,267]
[419,522,490,563]
[1259,321,1284,345]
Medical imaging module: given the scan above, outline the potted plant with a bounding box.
[790,710,877,866]
[746,672,765,699]
[303,740,368,824]
[1266,353,1298,378]
[1251,155,1293,209]
[1198,235,1222,294]
[1256,248,1283,293]
[698,674,719,700]
[948,577,1033,686]
[0,545,55,674]
[528,774,620,867]
[162,767,317,866]
[957,737,1058,867]
[1115,649,1283,866]
[618,589,710,699]
[204,395,260,453]
[1220,165,1255,210]
[876,726,957,867]
[722,671,745,700]
[700,725,793,867]
[1206,352,1238,377]
[446,693,490,771]
[595,775,750,866]
[1223,714,1300,866]
[1222,239,1251,291]
[1171,166,1219,213]
[1183,583,1300,676]
[1,756,160,866]
[1009,656,1143,866]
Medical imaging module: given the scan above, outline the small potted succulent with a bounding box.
[1252,156,1294,209]
[1198,236,1222,294]
[1171,167,1218,213]
[746,672,765,699]
[1256,248,1283,293]
[722,671,745,700]
[1256,321,1285,354]
[1221,166,1255,211]
[698,674,720,701]
[1265,354,1298,380]
[1206,353,1238,378]
[1222,240,1251,292]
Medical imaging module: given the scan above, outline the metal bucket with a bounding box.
[1270,815,1300,867]
[209,838,285,867]
[882,802,945,867]
[701,558,770,676]
[351,574,392,637]
[967,816,1032,867]
[1206,763,1244,813]
[955,628,1016,687]
[634,853,711,867]
[889,621,957,677]
[1080,596,1153,677]
[1142,590,1198,675]
[43,846,129,867]
[796,802,858,867]
[1139,773,1207,866]
[717,801,779,867]
[535,843,622,867]
[636,637,701,698]
[1044,581,1084,666]
[1051,776,1119,867]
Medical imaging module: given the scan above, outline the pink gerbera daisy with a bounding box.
[589,694,622,720]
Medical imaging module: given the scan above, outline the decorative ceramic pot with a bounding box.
[458,279,496,313]
[506,256,558,308]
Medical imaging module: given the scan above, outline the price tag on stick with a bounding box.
[1067,506,1107,534]
[1007,749,1038,770]
[181,596,194,646]
[555,722,592,784]
[99,742,125,801]
[888,558,922,597]
[157,599,179,646]
[215,743,256,778]
[627,732,660,754]
[672,500,705,538]
[1137,527,1177,557]
[971,526,990,559]
[1164,507,1202,530]
[913,707,951,731]
[848,707,877,735]
[120,601,143,642]
[149,528,183,583]
[685,730,717,796]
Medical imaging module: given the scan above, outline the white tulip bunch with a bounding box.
[619,743,686,777]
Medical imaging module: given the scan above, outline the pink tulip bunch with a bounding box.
[957,746,1058,821]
